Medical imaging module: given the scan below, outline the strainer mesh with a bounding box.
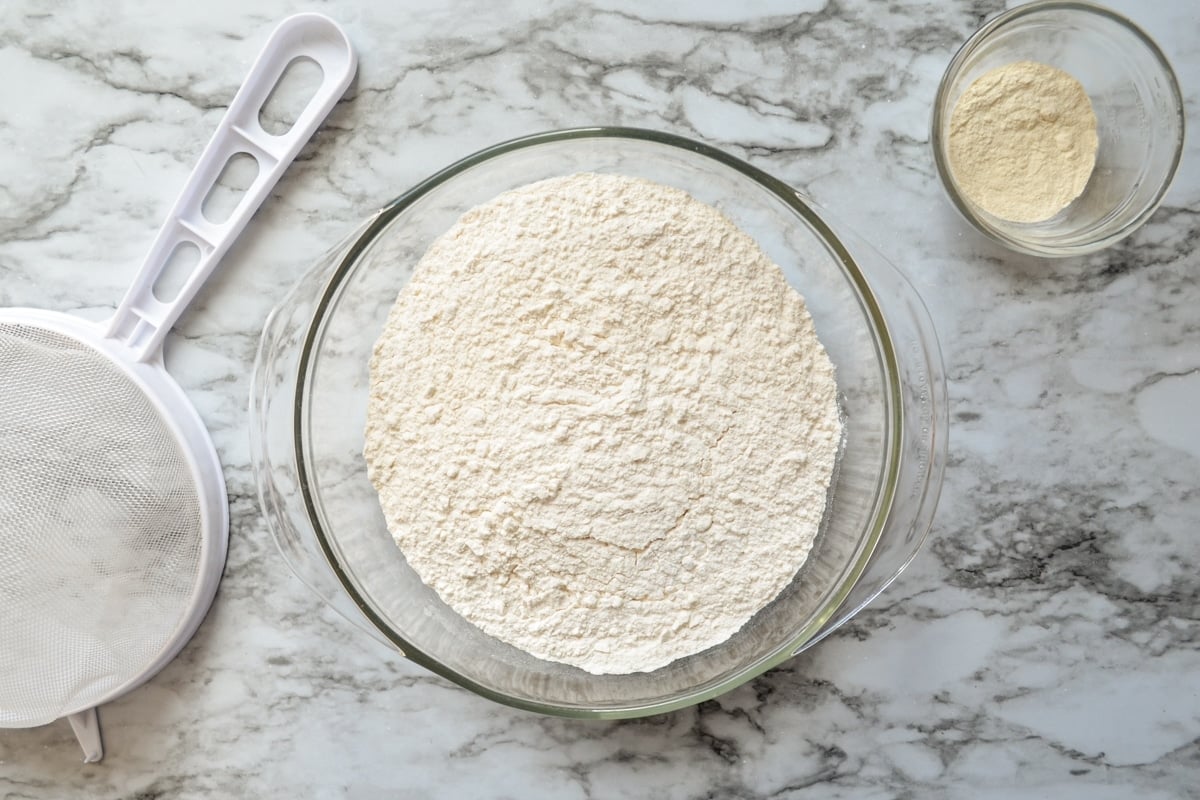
[0,323,203,726]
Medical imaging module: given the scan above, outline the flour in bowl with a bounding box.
[364,172,842,674]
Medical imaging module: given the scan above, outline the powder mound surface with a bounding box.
[948,60,1099,223]
[364,173,842,674]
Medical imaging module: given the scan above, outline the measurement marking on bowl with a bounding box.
[909,336,932,502]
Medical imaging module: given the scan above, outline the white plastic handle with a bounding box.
[106,13,357,362]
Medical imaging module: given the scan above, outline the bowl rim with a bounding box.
[292,126,905,718]
[930,0,1185,258]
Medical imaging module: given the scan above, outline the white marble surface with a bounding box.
[1,0,1198,797]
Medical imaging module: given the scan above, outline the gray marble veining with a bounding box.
[0,0,1197,797]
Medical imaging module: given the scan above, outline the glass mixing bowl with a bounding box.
[931,0,1184,257]
[251,128,946,717]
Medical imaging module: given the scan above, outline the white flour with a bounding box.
[364,173,842,674]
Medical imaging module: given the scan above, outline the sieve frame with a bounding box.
[0,307,230,726]
[0,13,355,762]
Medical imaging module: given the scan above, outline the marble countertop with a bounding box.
[1,0,1197,797]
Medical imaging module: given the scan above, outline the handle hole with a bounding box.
[202,151,260,225]
[152,241,202,303]
[259,56,325,136]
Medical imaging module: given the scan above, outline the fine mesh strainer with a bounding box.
[0,14,355,762]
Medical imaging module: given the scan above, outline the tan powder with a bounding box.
[948,60,1099,223]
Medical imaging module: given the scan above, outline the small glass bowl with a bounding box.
[932,0,1184,257]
